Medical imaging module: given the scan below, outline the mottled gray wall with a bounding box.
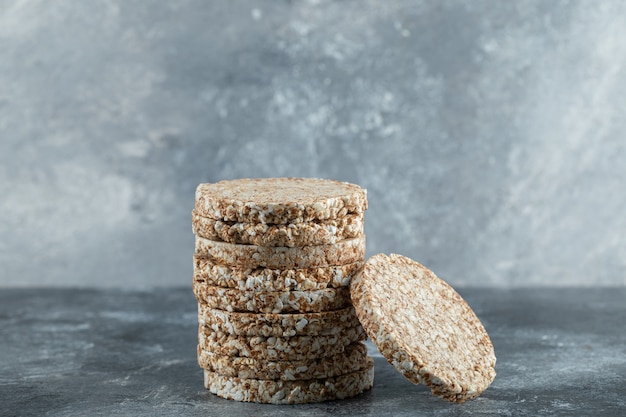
[1,1,625,287]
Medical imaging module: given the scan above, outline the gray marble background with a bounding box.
[1,0,625,287]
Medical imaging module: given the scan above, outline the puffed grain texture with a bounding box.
[195,178,368,224]
[194,236,365,269]
[197,325,367,361]
[192,210,364,247]
[193,257,363,291]
[193,281,352,313]
[197,341,369,380]
[350,253,496,402]
[198,303,361,337]
[203,359,374,404]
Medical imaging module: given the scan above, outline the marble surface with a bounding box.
[2,1,626,288]
[1,287,624,416]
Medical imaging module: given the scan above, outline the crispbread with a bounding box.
[192,210,364,247]
[197,341,368,381]
[350,253,496,402]
[194,235,365,269]
[203,359,374,404]
[197,325,367,361]
[193,257,362,291]
[193,281,351,313]
[198,303,361,337]
[195,178,367,224]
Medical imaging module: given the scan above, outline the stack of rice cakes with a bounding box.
[192,178,374,404]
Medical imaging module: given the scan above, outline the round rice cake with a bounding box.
[193,257,362,291]
[192,210,364,247]
[350,253,496,402]
[193,281,352,314]
[194,178,367,224]
[197,325,367,361]
[203,358,374,404]
[198,303,361,337]
[197,341,368,380]
[194,235,365,269]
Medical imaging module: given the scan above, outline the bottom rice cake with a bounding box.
[198,325,367,361]
[193,256,363,291]
[198,303,361,337]
[203,358,374,404]
[192,281,352,313]
[197,341,368,381]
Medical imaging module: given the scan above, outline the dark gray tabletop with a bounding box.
[0,287,624,417]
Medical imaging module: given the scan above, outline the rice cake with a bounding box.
[193,281,352,313]
[198,325,367,361]
[192,210,364,247]
[195,178,367,224]
[197,341,368,381]
[198,303,361,337]
[193,257,362,291]
[203,359,374,404]
[350,253,496,402]
[194,235,365,269]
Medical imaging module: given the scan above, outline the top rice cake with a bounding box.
[195,178,367,224]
